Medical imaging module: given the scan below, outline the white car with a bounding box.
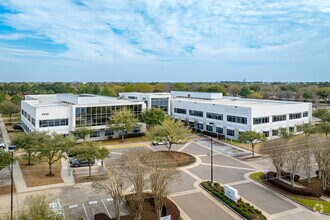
[0,142,6,150]
[152,141,167,145]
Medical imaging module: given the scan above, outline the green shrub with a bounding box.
[201,181,267,220]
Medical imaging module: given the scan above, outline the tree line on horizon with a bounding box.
[0,81,329,106]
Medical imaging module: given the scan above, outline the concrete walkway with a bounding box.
[61,158,75,185]
[0,114,28,192]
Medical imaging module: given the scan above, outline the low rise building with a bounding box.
[21,94,146,141]
[171,91,312,140]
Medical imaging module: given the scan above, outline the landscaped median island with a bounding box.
[146,150,196,167]
[201,181,267,220]
[249,172,330,215]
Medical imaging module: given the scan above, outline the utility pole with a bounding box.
[10,150,13,220]
[209,123,214,187]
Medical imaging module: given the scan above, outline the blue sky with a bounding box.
[0,0,329,82]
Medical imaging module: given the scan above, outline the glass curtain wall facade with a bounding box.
[75,104,142,127]
[151,98,169,112]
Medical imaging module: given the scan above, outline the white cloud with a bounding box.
[0,0,329,64]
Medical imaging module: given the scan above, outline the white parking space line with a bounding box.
[69,204,78,209]
[89,201,98,205]
[82,203,90,220]
[101,199,112,218]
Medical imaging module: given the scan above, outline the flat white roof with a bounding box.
[173,96,309,108]
[119,92,170,96]
[24,94,144,108]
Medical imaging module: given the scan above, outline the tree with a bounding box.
[140,108,166,127]
[278,127,294,140]
[313,109,330,122]
[0,101,19,121]
[118,149,151,220]
[12,132,46,165]
[144,152,179,219]
[284,143,301,187]
[73,142,109,177]
[317,87,330,102]
[238,131,265,157]
[0,151,11,171]
[39,133,75,176]
[93,160,124,220]
[298,123,316,136]
[174,83,187,91]
[148,118,192,153]
[109,107,139,141]
[318,122,330,137]
[73,127,95,142]
[239,87,251,97]
[260,139,286,179]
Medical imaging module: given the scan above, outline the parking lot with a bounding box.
[63,198,130,220]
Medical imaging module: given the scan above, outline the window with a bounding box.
[188,121,195,128]
[189,110,203,117]
[206,125,213,132]
[90,131,100,138]
[272,115,286,122]
[289,127,294,132]
[289,113,302,120]
[151,98,169,112]
[263,131,269,137]
[227,115,247,124]
[39,119,68,128]
[128,96,138,100]
[174,108,187,114]
[132,127,140,133]
[196,123,203,130]
[206,112,223,120]
[216,127,223,134]
[303,111,308,117]
[253,117,269,125]
[105,129,114,136]
[272,129,278,136]
[75,104,142,128]
[227,129,235,136]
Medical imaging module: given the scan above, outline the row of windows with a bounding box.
[189,110,203,117]
[289,113,302,120]
[174,108,187,114]
[272,115,286,122]
[227,115,247,124]
[39,119,68,128]
[21,109,35,126]
[151,98,169,112]
[253,117,270,125]
[206,112,223,121]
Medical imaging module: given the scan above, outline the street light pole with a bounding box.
[10,151,13,220]
[209,122,214,187]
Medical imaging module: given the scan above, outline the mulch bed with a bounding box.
[0,185,16,195]
[299,177,330,195]
[150,151,196,167]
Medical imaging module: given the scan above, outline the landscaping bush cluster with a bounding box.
[201,181,267,220]
[123,132,145,138]
[266,172,321,197]
[280,171,300,182]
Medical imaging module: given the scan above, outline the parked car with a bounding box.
[67,152,77,164]
[70,159,94,167]
[12,123,24,131]
[0,142,5,150]
[152,140,167,145]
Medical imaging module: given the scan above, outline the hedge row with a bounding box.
[266,172,321,197]
[280,171,300,182]
[201,181,267,220]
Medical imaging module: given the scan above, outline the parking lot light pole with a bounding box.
[209,123,214,187]
[10,151,14,220]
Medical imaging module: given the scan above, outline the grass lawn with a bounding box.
[221,139,261,152]
[249,172,265,183]
[291,196,330,214]
[19,159,63,187]
[96,135,149,148]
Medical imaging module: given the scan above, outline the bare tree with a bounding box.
[118,149,151,220]
[284,143,301,187]
[143,152,180,219]
[260,139,286,179]
[93,160,124,220]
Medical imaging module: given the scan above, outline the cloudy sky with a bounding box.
[0,0,329,82]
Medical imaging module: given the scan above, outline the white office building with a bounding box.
[21,91,312,141]
[119,92,171,115]
[171,91,312,140]
[21,94,146,141]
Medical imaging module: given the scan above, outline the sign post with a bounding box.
[224,185,240,203]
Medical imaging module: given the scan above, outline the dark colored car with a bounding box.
[94,213,111,220]
[70,159,94,167]
[13,123,24,131]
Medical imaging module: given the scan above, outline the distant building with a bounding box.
[21,94,146,141]
[170,91,312,140]
[119,92,171,115]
